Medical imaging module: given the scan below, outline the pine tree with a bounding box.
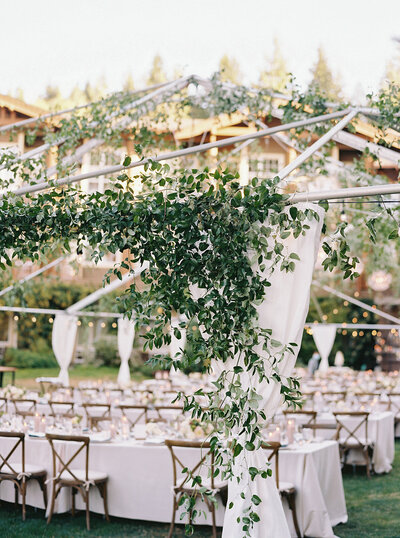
[259,38,290,92]
[382,44,400,87]
[219,54,242,84]
[147,54,167,86]
[309,46,342,101]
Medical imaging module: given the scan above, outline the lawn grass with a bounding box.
[0,443,399,537]
[7,365,146,390]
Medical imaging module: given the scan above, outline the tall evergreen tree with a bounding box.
[259,38,290,92]
[219,54,242,84]
[309,46,342,101]
[147,54,167,86]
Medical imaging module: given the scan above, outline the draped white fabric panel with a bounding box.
[117,317,135,386]
[313,325,337,372]
[52,314,78,386]
[220,204,324,538]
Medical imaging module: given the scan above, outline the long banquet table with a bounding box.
[0,436,346,538]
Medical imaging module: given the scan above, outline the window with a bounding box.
[248,154,284,180]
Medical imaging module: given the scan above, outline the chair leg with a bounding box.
[71,487,76,516]
[47,483,58,525]
[84,489,90,531]
[287,492,302,538]
[211,504,217,538]
[168,495,177,538]
[14,483,18,505]
[365,449,371,479]
[21,480,27,521]
[98,481,110,522]
[38,476,48,509]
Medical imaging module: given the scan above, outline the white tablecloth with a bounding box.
[0,437,346,537]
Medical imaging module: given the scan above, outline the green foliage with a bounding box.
[4,347,57,368]
[94,336,119,367]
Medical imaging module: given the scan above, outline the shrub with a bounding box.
[4,347,58,368]
[94,337,119,367]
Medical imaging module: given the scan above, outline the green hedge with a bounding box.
[4,347,58,369]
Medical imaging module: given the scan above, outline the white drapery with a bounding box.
[219,204,324,538]
[117,317,135,386]
[334,350,345,367]
[313,325,337,372]
[52,314,78,386]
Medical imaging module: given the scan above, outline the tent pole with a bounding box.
[6,109,353,197]
[312,281,400,324]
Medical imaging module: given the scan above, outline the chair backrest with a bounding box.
[49,401,75,417]
[82,403,111,418]
[10,399,37,415]
[165,439,216,491]
[46,433,89,483]
[261,441,280,488]
[302,422,339,439]
[154,405,184,422]
[333,411,369,446]
[322,391,347,401]
[283,410,317,425]
[0,431,25,475]
[119,405,148,426]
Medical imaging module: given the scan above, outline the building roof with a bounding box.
[0,94,45,118]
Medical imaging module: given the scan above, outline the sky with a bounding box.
[2,0,400,103]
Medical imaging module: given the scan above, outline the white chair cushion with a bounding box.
[279,481,295,492]
[59,469,107,482]
[1,463,46,475]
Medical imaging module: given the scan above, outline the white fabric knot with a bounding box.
[17,472,32,481]
[82,479,95,491]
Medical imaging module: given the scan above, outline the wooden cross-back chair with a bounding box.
[165,439,227,538]
[302,422,339,439]
[49,401,76,418]
[118,404,148,427]
[82,403,111,429]
[10,398,37,418]
[154,405,184,422]
[0,432,47,520]
[261,441,301,538]
[283,409,317,425]
[333,411,374,477]
[321,390,347,401]
[46,433,109,530]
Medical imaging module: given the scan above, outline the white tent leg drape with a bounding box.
[117,317,135,386]
[219,204,324,538]
[312,325,337,372]
[51,314,78,386]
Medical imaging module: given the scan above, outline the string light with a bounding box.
[354,291,360,298]
[313,320,319,325]
[372,330,377,336]
[359,331,364,336]
[342,330,347,335]
[192,325,198,331]
[49,317,53,323]
[352,331,358,337]
[31,316,36,323]
[112,322,117,328]
[77,320,82,326]
[322,314,328,321]
[88,321,94,328]
[391,328,397,334]
[372,305,377,309]
[363,312,368,318]
[146,326,151,332]
[342,322,347,328]
[377,331,382,337]
[101,322,106,328]
[13,315,19,321]
[333,309,338,315]
[352,317,358,323]
[344,301,349,306]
